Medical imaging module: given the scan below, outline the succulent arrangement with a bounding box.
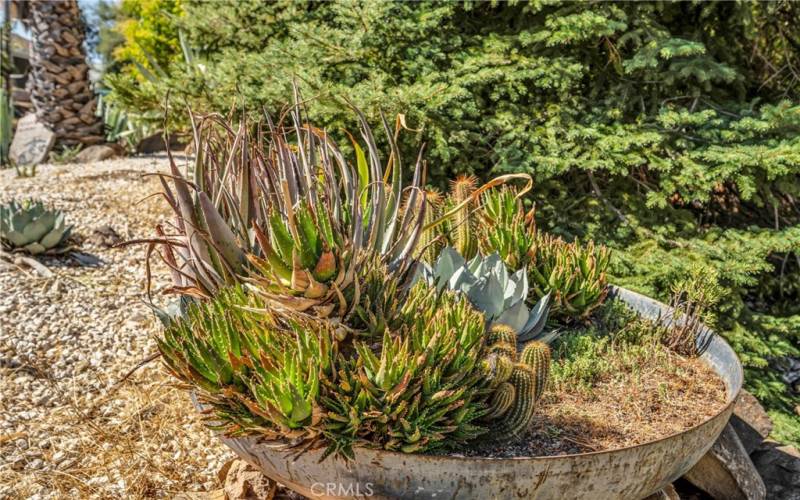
[425,184,611,322]
[147,91,608,461]
[0,200,73,254]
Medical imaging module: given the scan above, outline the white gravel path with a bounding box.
[0,156,235,499]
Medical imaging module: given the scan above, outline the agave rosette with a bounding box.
[417,246,553,343]
[0,199,73,254]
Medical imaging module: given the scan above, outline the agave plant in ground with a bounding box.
[417,246,553,343]
[0,200,73,254]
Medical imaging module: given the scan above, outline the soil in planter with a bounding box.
[455,302,728,458]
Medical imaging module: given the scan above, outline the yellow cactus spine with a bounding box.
[486,324,517,347]
[520,341,551,401]
[417,188,442,263]
[450,175,478,259]
[492,364,537,440]
[484,381,515,420]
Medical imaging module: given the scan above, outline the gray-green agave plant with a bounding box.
[0,200,73,254]
[417,246,553,342]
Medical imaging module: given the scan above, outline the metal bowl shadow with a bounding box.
[204,286,743,499]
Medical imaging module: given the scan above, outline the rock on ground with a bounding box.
[222,459,278,500]
[730,390,773,454]
[9,113,55,166]
[683,423,766,500]
[73,144,118,163]
[751,441,800,500]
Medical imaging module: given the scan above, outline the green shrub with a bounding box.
[109,0,800,443]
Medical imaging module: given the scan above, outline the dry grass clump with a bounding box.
[533,350,725,454]
[0,361,234,499]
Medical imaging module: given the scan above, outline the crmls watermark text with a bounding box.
[310,482,375,497]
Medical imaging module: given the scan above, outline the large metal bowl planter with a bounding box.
[197,286,743,499]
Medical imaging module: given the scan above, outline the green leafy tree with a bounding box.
[107,0,800,444]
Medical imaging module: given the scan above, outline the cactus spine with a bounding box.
[450,175,478,259]
[482,353,514,387]
[481,325,552,441]
[520,341,551,401]
[484,382,515,420]
[416,188,443,263]
[486,324,517,346]
[492,364,537,440]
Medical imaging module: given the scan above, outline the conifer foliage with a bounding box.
[106,0,800,442]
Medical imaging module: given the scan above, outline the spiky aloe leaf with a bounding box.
[198,192,246,272]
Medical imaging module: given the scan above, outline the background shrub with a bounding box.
[102,0,800,443]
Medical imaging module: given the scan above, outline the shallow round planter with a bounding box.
[199,286,743,499]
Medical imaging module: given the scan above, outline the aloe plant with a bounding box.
[417,246,553,343]
[158,280,493,458]
[527,234,610,321]
[95,92,160,149]
[139,86,428,321]
[158,286,336,442]
[465,186,611,322]
[320,283,491,458]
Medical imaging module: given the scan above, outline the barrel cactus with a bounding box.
[416,246,552,342]
[0,200,72,254]
[481,324,552,441]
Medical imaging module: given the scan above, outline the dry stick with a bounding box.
[561,435,599,452]
[586,170,628,224]
[85,351,162,418]
[0,251,33,277]
[0,431,27,445]
[0,250,52,278]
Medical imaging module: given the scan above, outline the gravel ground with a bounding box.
[0,156,235,499]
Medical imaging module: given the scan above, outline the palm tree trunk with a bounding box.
[25,0,103,147]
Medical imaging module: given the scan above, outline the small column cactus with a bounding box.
[484,381,515,420]
[520,341,551,401]
[492,364,538,440]
[481,324,552,441]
